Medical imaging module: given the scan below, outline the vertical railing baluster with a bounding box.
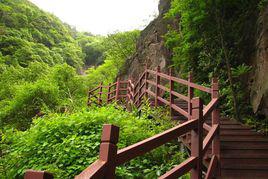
[98,82,103,105]
[107,83,111,103]
[169,68,174,117]
[155,66,160,107]
[99,124,119,179]
[115,78,120,102]
[212,77,220,176]
[25,170,53,179]
[138,75,141,105]
[188,72,193,120]
[190,97,203,179]
[145,64,149,99]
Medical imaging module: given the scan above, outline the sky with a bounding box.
[29,0,159,35]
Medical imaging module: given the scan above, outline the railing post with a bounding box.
[100,124,119,179]
[87,90,91,106]
[98,82,103,105]
[107,83,111,103]
[145,64,149,99]
[129,78,134,104]
[24,170,53,179]
[190,97,203,179]
[211,77,220,176]
[169,67,174,117]
[155,66,160,107]
[138,75,142,105]
[188,72,194,120]
[115,78,120,101]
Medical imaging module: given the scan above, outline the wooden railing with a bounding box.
[82,66,220,179]
[25,66,220,179]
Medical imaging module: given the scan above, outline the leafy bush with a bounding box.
[1,105,187,178]
[0,63,88,130]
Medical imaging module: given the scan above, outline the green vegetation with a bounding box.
[1,105,187,178]
[85,30,140,86]
[0,0,186,178]
[0,0,140,131]
[164,0,265,123]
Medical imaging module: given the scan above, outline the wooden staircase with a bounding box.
[176,100,268,179]
[161,98,268,179]
[25,66,268,179]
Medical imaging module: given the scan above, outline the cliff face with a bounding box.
[250,5,268,118]
[120,0,172,80]
[121,0,268,118]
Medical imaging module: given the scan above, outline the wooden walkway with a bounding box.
[175,100,268,179]
[25,66,268,179]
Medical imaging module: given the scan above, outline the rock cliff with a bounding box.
[250,5,268,118]
[119,0,172,80]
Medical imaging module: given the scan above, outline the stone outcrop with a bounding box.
[119,0,172,80]
[249,5,268,118]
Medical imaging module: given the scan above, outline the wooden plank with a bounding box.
[203,98,219,118]
[88,86,100,94]
[108,90,116,95]
[25,170,54,179]
[146,89,155,97]
[204,123,212,131]
[158,72,171,81]
[203,124,219,153]
[75,160,107,179]
[146,79,156,86]
[170,76,189,86]
[158,84,169,93]
[189,82,212,93]
[133,81,146,98]
[159,157,197,179]
[157,96,170,106]
[119,88,127,91]
[147,69,157,75]
[205,155,218,179]
[171,91,189,102]
[116,119,198,165]
[171,104,189,118]
[134,91,146,105]
[134,71,146,89]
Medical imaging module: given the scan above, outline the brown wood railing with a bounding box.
[25,66,220,179]
[82,66,220,179]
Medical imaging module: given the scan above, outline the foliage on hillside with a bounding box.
[164,0,266,122]
[0,0,140,130]
[0,0,85,68]
[1,105,187,179]
[86,30,140,86]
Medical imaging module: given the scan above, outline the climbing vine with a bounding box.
[165,0,264,121]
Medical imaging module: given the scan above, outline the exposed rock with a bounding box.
[119,0,172,80]
[250,5,268,117]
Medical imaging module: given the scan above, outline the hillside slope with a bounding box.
[0,0,85,68]
[121,0,268,125]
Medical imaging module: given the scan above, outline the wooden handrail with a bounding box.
[203,98,219,119]
[84,67,221,178]
[203,124,219,154]
[205,155,218,179]
[75,160,107,179]
[159,157,197,179]
[116,119,198,165]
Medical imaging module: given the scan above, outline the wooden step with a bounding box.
[220,130,262,135]
[221,141,268,149]
[220,169,268,179]
[220,136,268,142]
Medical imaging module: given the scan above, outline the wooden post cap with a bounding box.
[101,124,120,144]
[24,170,53,179]
[192,97,203,109]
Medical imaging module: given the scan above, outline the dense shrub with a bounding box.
[1,105,187,178]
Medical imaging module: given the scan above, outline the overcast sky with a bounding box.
[29,0,159,35]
